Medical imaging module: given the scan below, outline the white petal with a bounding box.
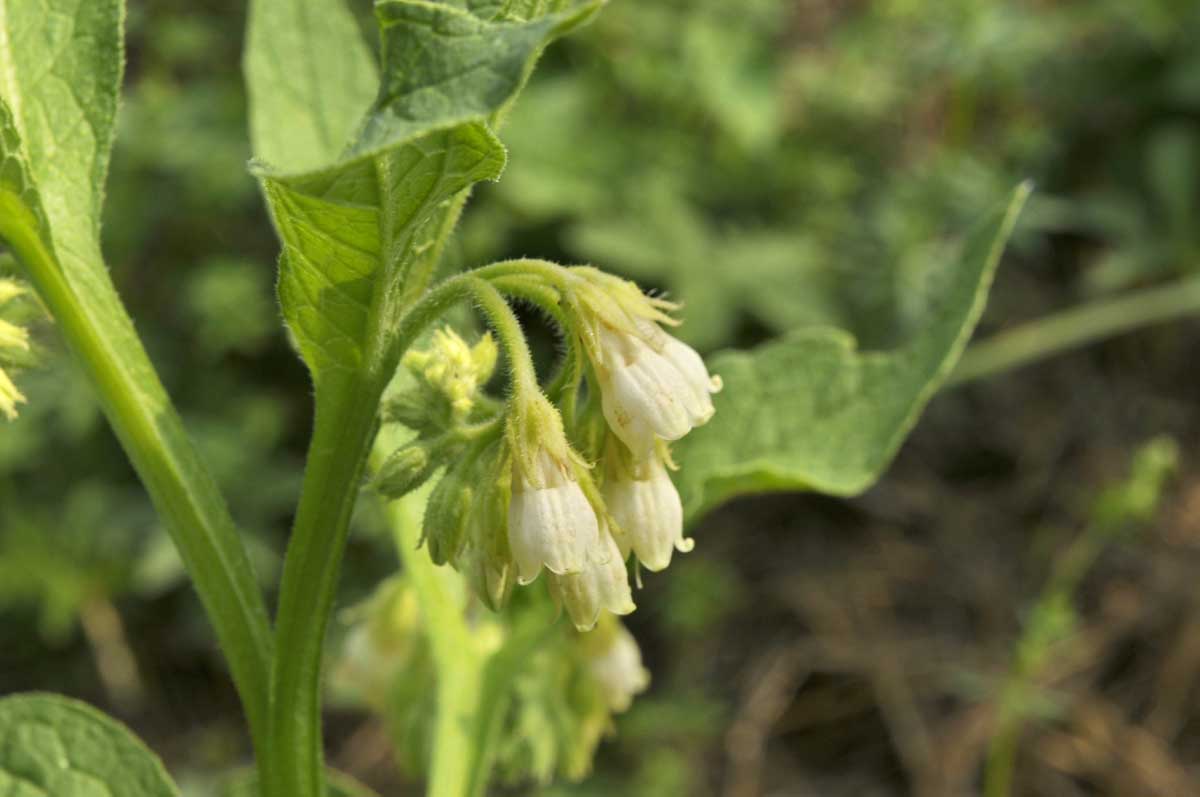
[508,459,598,584]
[605,457,687,572]
[588,626,649,713]
[659,334,717,426]
[551,532,634,630]
[601,340,695,454]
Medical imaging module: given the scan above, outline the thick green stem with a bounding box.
[950,275,1200,385]
[265,375,383,797]
[265,273,505,797]
[0,199,273,750]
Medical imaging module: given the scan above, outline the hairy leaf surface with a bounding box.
[351,0,602,158]
[253,0,603,391]
[0,693,179,796]
[675,184,1031,520]
[0,0,161,403]
[259,125,505,384]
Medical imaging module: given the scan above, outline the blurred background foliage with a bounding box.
[2,0,1200,795]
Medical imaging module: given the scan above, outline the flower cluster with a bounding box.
[496,267,719,629]
[376,264,720,631]
[0,278,32,421]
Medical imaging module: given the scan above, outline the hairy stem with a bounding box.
[950,274,1200,385]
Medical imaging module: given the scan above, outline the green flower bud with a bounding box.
[458,449,515,610]
[423,466,474,566]
[372,443,436,499]
[0,277,31,421]
[403,327,498,418]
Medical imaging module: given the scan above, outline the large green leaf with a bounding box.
[252,0,605,392]
[675,183,1031,520]
[0,0,274,741]
[243,0,378,174]
[351,0,602,158]
[0,0,158,399]
[0,693,179,796]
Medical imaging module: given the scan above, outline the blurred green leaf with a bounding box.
[0,693,179,796]
[675,183,1030,519]
[243,0,378,173]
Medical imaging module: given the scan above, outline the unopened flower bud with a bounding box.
[549,528,634,631]
[459,458,516,609]
[403,328,498,418]
[373,443,436,499]
[605,451,690,572]
[423,468,473,566]
[0,282,30,421]
[0,366,24,421]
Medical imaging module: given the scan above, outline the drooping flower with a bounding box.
[507,395,600,584]
[584,619,650,713]
[549,526,635,631]
[604,446,691,572]
[567,268,720,455]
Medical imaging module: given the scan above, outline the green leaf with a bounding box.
[243,0,378,173]
[0,693,179,796]
[0,0,274,745]
[259,125,506,387]
[675,183,1031,520]
[0,0,151,396]
[351,0,602,158]
[255,0,606,391]
[0,0,122,250]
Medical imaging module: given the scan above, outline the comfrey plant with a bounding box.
[0,1,1026,796]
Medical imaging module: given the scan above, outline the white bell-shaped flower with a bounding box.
[549,528,635,631]
[605,453,691,572]
[587,623,650,713]
[508,449,599,584]
[595,325,718,455]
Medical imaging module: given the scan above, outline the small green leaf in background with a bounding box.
[0,693,179,796]
[674,183,1031,520]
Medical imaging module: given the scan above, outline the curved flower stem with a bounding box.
[474,258,574,290]
[461,276,541,404]
[488,273,584,423]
